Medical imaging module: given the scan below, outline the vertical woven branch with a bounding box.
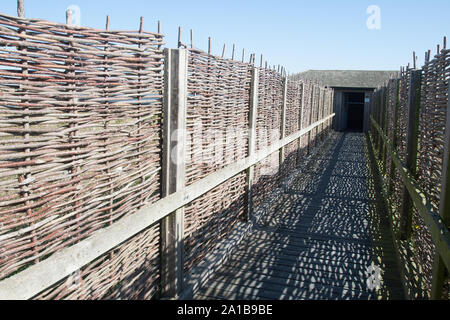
[308,85,315,154]
[296,82,305,165]
[245,66,258,220]
[65,11,81,242]
[17,0,25,18]
[17,14,38,265]
[137,17,145,207]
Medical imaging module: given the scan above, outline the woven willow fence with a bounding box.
[0,14,334,299]
[369,46,450,299]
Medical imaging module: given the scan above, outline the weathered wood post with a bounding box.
[296,83,304,165]
[399,69,422,240]
[381,85,389,174]
[377,87,386,159]
[329,89,334,134]
[307,85,315,154]
[431,84,450,299]
[245,66,258,221]
[317,88,322,141]
[279,76,287,183]
[387,78,401,197]
[363,92,371,133]
[160,48,188,298]
[315,87,321,148]
[320,89,326,141]
[324,89,330,136]
[373,89,381,152]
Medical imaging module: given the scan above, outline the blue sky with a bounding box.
[1,1,449,73]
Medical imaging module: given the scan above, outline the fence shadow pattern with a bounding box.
[193,133,404,299]
[0,14,334,299]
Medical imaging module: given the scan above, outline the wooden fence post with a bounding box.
[399,69,422,240]
[377,87,386,159]
[160,48,188,298]
[308,85,315,154]
[315,87,321,148]
[245,66,258,221]
[279,76,287,183]
[321,89,326,141]
[296,83,304,165]
[326,89,331,135]
[431,84,450,299]
[329,89,334,134]
[381,86,389,174]
[387,78,401,197]
[373,89,380,151]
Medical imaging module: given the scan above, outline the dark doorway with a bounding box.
[345,92,365,131]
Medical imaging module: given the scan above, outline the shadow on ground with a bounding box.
[193,132,405,300]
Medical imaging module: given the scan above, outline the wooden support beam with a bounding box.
[177,27,182,48]
[308,85,315,154]
[296,83,305,165]
[245,67,258,221]
[399,69,422,240]
[373,90,380,151]
[279,77,288,182]
[160,48,188,298]
[381,86,389,174]
[377,89,384,152]
[315,87,321,148]
[377,87,386,159]
[363,92,371,133]
[329,89,334,133]
[431,84,450,299]
[387,78,401,197]
[320,89,326,141]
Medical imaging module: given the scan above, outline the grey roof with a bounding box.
[293,70,399,88]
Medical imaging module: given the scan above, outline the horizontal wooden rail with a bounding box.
[0,113,335,300]
[370,116,450,273]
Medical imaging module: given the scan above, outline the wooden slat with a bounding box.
[297,82,305,164]
[399,69,422,240]
[160,48,188,297]
[245,66,258,221]
[279,76,288,183]
[387,78,401,196]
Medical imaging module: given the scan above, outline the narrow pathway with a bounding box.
[193,132,405,300]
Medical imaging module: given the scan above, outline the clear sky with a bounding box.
[1,0,449,73]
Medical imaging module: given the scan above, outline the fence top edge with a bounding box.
[0,12,163,37]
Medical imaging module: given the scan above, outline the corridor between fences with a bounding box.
[189,132,404,300]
